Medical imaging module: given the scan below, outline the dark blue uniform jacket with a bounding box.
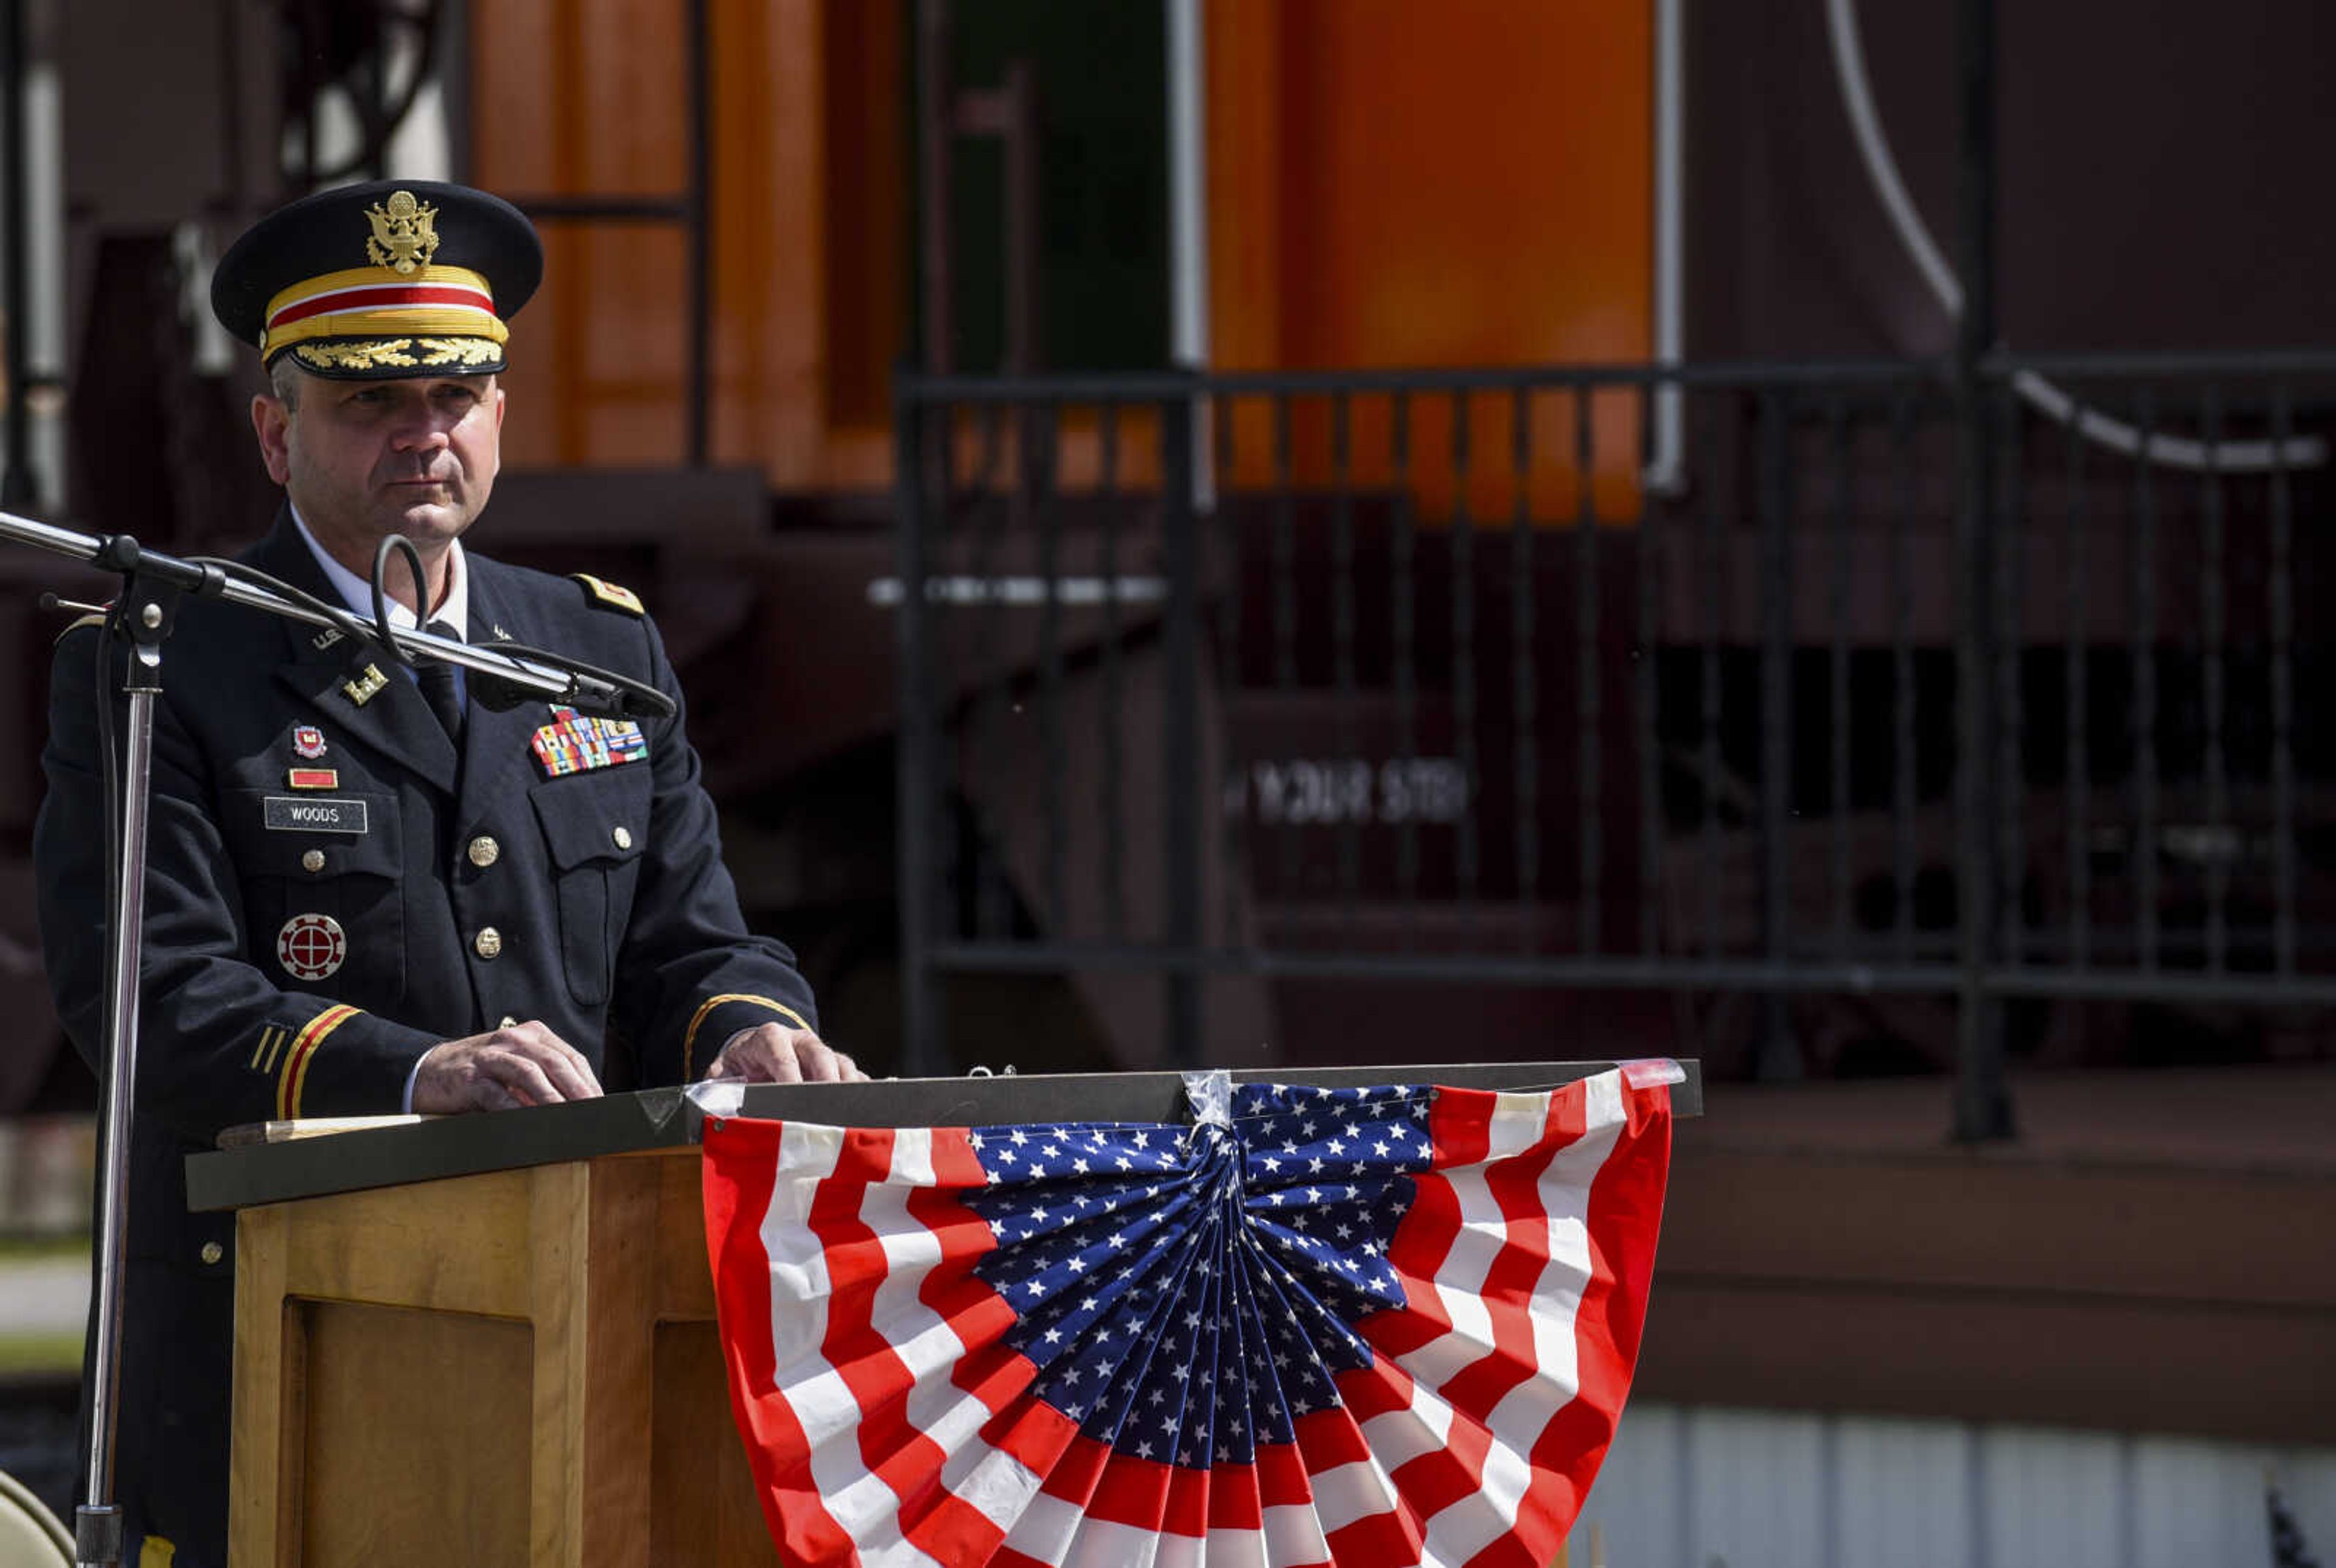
[33,512,818,1564]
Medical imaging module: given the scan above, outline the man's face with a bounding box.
[252,369,506,570]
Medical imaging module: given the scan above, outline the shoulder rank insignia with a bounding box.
[572,574,645,616]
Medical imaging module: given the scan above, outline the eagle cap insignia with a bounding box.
[364,189,441,275]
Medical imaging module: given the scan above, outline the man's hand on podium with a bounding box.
[704,1022,863,1084]
[412,1021,607,1112]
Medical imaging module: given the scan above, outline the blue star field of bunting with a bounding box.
[960,1082,1437,1469]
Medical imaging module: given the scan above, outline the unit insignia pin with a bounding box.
[292,725,328,759]
[277,913,346,982]
[341,664,389,706]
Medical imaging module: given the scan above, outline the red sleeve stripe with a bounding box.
[274,1004,360,1120]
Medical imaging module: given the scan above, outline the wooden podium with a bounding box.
[189,1063,1700,1567]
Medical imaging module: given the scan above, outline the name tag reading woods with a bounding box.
[262,796,369,834]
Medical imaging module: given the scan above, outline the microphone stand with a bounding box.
[0,508,649,1567]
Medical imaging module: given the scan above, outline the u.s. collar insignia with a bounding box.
[312,627,345,652]
[291,725,328,760]
[364,189,440,274]
[341,664,389,706]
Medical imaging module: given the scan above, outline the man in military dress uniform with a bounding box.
[33,181,858,1566]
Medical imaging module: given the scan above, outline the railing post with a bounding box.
[1,0,33,509]
[894,378,944,1076]
[684,0,712,465]
[1756,387,1801,1078]
[1161,389,1202,1066]
[1952,0,2015,1140]
[917,0,954,375]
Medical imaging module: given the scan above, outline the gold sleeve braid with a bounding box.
[683,994,815,1080]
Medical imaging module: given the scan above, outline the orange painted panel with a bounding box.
[1209,0,1652,521]
[470,0,880,488]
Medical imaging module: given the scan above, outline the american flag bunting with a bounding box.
[700,1067,1673,1568]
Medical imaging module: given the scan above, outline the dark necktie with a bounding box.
[415,620,465,741]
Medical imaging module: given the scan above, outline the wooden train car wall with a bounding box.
[463,0,1653,514]
[470,0,902,488]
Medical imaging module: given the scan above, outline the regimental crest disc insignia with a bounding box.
[292,725,328,759]
[277,913,347,982]
[364,189,441,274]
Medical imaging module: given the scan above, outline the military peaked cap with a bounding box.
[210,179,543,380]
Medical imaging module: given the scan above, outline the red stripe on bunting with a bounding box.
[1321,1490,1428,1566]
[951,1338,1041,1435]
[1039,1432,1112,1505]
[1208,1461,1264,1530]
[1486,1079,1672,1568]
[1330,1080,1654,1567]
[1082,1442,1167,1525]
[820,1132,980,1541]
[1390,1092,1576,1540]
[1256,1438,1316,1509]
[1428,1084,1499,1167]
[990,1437,1333,1538]
[1291,1404,1374,1471]
[900,1493,1009,1568]
[979,1390,1080,1478]
[1164,1460,1211,1538]
[1464,1086,1593,1568]
[1333,1353,1411,1423]
[702,1116,858,1568]
[1362,1085,1490,1363]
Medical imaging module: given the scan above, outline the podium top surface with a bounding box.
[186,1058,1701,1212]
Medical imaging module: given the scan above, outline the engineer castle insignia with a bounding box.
[364,189,440,274]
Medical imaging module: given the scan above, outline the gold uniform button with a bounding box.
[200,1241,224,1266]
[499,1015,518,1029]
[473,927,503,960]
[467,835,500,869]
[612,825,633,850]
[301,849,327,874]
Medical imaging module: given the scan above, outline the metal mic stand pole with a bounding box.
[74,560,184,1568]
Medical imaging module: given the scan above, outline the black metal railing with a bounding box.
[892,353,2336,1129]
[1,0,36,510]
